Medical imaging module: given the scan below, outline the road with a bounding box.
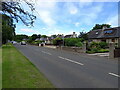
[14,44,119,88]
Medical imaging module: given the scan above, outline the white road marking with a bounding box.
[41,51,52,55]
[109,72,120,78]
[58,56,84,66]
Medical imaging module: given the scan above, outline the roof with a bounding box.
[64,35,73,38]
[88,27,120,39]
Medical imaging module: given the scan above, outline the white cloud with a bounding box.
[70,7,78,14]
[75,22,80,27]
[80,4,103,25]
[34,0,56,27]
[20,28,40,34]
[20,29,35,33]
[106,15,118,27]
[65,3,78,15]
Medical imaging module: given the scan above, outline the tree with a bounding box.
[52,38,63,46]
[1,0,36,26]
[14,34,28,42]
[92,24,111,30]
[41,35,47,38]
[31,34,38,40]
[78,31,88,40]
[2,14,15,44]
[37,34,41,38]
[51,35,57,38]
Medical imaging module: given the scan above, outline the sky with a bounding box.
[15,0,119,36]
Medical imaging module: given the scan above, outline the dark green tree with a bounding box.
[31,34,38,40]
[1,0,36,26]
[51,35,57,38]
[2,14,15,44]
[37,34,41,38]
[92,24,111,30]
[78,31,88,40]
[14,34,28,42]
[41,35,47,38]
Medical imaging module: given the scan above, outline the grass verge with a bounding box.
[2,44,55,88]
[0,47,2,89]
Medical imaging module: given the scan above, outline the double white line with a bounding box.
[58,56,84,66]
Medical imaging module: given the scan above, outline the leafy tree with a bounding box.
[31,34,38,40]
[1,0,36,26]
[92,24,111,30]
[37,34,41,38]
[2,14,15,44]
[27,36,33,43]
[14,34,28,42]
[41,35,47,38]
[78,31,88,40]
[51,35,57,38]
[52,38,63,45]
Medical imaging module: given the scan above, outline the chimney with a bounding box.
[73,32,75,35]
[102,26,108,30]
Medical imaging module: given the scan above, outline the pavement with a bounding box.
[14,44,119,88]
[87,53,109,57]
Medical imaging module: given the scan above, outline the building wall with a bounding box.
[91,38,119,44]
[92,39,101,42]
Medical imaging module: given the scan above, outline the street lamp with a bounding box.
[62,34,64,46]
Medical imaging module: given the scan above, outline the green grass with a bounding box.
[86,49,109,54]
[0,47,2,89]
[2,44,55,88]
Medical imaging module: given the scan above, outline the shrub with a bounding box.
[99,42,108,49]
[97,49,109,53]
[64,38,84,46]
[90,42,100,48]
[52,38,63,45]
[75,42,83,47]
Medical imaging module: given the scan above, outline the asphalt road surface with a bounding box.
[14,44,119,88]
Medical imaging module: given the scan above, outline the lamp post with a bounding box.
[62,34,64,46]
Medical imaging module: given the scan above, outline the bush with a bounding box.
[52,38,63,45]
[99,42,108,49]
[91,48,99,53]
[86,49,109,53]
[90,42,100,48]
[64,38,84,46]
[75,42,83,47]
[97,49,109,53]
[86,51,95,54]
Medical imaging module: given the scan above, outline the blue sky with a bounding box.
[16,1,118,36]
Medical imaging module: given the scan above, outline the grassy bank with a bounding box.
[2,44,54,88]
[0,47,2,89]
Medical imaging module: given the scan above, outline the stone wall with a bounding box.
[56,42,87,53]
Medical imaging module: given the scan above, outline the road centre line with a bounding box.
[58,56,84,66]
[108,72,120,78]
[41,51,52,55]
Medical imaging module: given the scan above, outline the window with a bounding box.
[112,39,115,42]
[104,30,113,34]
[96,32,98,34]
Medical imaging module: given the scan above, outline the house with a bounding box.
[40,37,47,41]
[57,34,64,38]
[45,37,53,44]
[64,32,77,38]
[88,26,120,44]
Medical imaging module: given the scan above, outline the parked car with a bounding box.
[21,41,26,45]
[11,41,17,44]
